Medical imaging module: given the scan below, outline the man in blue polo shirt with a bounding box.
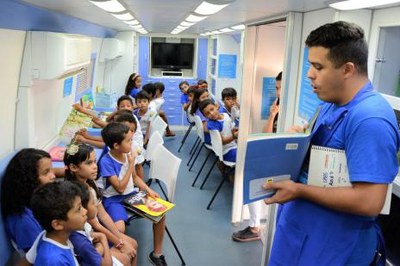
[263,21,400,265]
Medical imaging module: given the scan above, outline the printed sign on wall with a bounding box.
[261,77,276,119]
[218,54,237,79]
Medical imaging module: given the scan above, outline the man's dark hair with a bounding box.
[31,181,81,232]
[154,82,165,94]
[305,21,368,75]
[101,122,130,149]
[199,99,215,115]
[276,72,282,81]
[221,87,237,100]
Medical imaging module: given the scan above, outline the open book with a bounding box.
[243,132,312,204]
[123,191,175,223]
[308,145,392,215]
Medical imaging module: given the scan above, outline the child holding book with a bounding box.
[199,99,238,163]
[28,181,85,265]
[63,143,137,262]
[133,90,157,145]
[98,122,168,266]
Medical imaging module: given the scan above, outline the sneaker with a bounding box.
[232,226,261,242]
[148,252,168,266]
[165,131,176,137]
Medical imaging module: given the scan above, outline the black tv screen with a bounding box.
[151,42,194,70]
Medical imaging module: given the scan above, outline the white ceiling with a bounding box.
[21,0,332,34]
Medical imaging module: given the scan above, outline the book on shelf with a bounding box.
[123,191,175,223]
[243,132,312,204]
[308,145,392,215]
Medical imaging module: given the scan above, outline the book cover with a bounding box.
[308,145,392,215]
[49,146,66,162]
[123,191,175,223]
[243,132,312,204]
[59,109,92,144]
[80,94,94,109]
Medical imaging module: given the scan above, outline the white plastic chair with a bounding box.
[144,131,164,162]
[205,130,236,210]
[178,110,195,153]
[149,115,167,139]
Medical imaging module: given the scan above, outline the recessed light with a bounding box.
[88,0,126,13]
[111,12,134,21]
[194,1,229,15]
[185,14,208,23]
[329,0,400,10]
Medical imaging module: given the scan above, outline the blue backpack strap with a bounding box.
[370,222,386,266]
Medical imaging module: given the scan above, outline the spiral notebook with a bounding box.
[308,145,392,215]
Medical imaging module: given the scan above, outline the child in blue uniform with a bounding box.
[29,181,86,265]
[219,87,240,127]
[133,90,157,146]
[1,149,56,253]
[179,80,191,112]
[199,99,238,162]
[124,73,142,101]
[98,122,168,266]
[190,88,212,145]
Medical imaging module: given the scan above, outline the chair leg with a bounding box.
[187,139,200,166]
[165,225,186,265]
[200,158,218,190]
[191,150,212,187]
[188,143,204,171]
[189,137,200,155]
[155,179,168,201]
[207,175,226,210]
[178,123,193,152]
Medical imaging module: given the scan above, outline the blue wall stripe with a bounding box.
[197,38,208,80]
[0,0,116,38]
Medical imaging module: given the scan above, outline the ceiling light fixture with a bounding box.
[181,21,195,27]
[111,12,134,21]
[194,1,229,15]
[329,0,400,10]
[88,0,126,13]
[231,24,245,30]
[220,27,234,33]
[124,19,139,25]
[185,14,208,23]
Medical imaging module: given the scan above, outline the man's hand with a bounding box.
[263,180,300,204]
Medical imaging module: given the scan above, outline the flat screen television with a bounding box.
[151,42,194,70]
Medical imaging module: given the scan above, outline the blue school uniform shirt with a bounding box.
[270,82,400,266]
[195,108,211,144]
[5,208,42,252]
[129,88,140,98]
[180,93,189,104]
[207,113,237,155]
[34,233,78,265]
[69,231,101,266]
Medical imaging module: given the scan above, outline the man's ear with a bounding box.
[343,62,356,78]
[51,219,65,231]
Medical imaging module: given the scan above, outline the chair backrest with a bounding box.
[187,111,195,124]
[149,145,182,202]
[193,115,205,142]
[149,115,167,138]
[145,131,164,161]
[209,130,224,160]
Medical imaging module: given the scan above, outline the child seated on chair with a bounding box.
[26,181,85,265]
[141,82,173,137]
[199,99,238,163]
[116,112,145,180]
[133,90,157,146]
[219,87,240,127]
[179,81,191,112]
[190,88,212,145]
[98,122,168,266]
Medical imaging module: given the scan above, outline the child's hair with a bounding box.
[142,83,156,98]
[187,85,197,94]
[117,95,134,108]
[31,181,82,232]
[276,71,282,81]
[74,181,90,209]
[101,122,131,149]
[221,87,237,100]
[154,82,165,94]
[199,99,215,115]
[135,90,150,102]
[1,149,51,217]
[63,143,102,200]
[179,81,189,90]
[190,88,207,115]
[115,112,138,128]
[124,73,141,95]
[197,79,208,86]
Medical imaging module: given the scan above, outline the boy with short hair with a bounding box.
[179,81,191,111]
[133,90,157,145]
[220,87,240,126]
[28,181,86,265]
[199,99,238,163]
[153,82,175,137]
[98,122,168,266]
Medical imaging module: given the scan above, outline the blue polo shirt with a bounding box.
[270,82,400,265]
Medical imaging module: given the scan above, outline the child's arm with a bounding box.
[73,103,96,117]
[75,135,105,149]
[202,120,209,133]
[92,232,112,266]
[144,121,151,145]
[107,153,135,194]
[183,102,191,111]
[220,129,238,145]
[133,175,160,199]
[262,98,279,133]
